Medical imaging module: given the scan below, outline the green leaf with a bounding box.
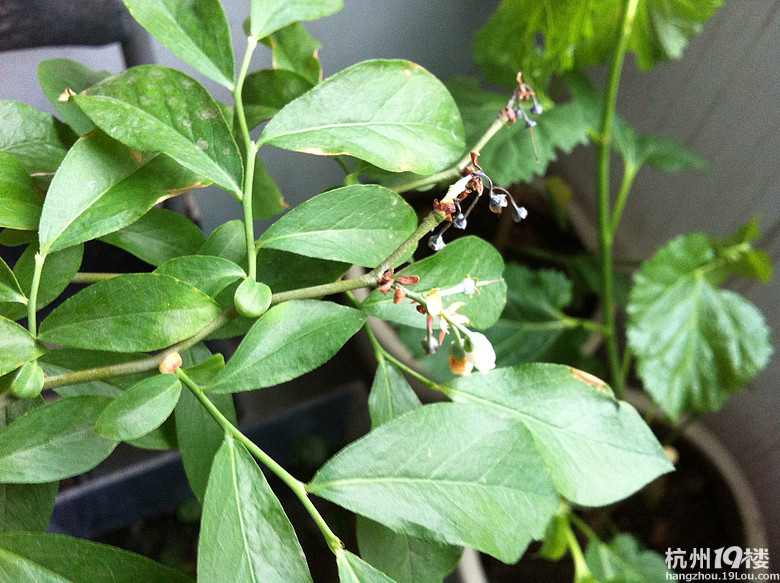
[39,131,208,254]
[209,300,365,392]
[0,242,83,322]
[367,361,422,428]
[8,362,45,399]
[0,152,43,230]
[627,232,773,418]
[258,185,417,267]
[249,0,342,40]
[714,218,773,282]
[198,220,247,265]
[95,374,182,441]
[0,396,116,483]
[123,0,235,89]
[356,518,461,583]
[0,317,45,377]
[100,208,205,266]
[126,416,178,451]
[632,134,707,171]
[0,256,25,304]
[39,349,148,397]
[155,255,245,297]
[363,236,507,330]
[252,157,288,220]
[233,278,272,318]
[445,364,674,506]
[0,100,76,174]
[74,66,242,192]
[309,402,559,563]
[175,378,236,502]
[243,69,314,129]
[199,437,313,583]
[585,533,673,582]
[0,398,57,532]
[484,264,577,366]
[0,531,194,582]
[449,77,591,185]
[336,549,398,583]
[260,23,323,85]
[255,250,349,293]
[39,273,221,351]
[260,60,464,174]
[38,59,112,135]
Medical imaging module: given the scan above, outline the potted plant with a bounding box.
[0,2,771,583]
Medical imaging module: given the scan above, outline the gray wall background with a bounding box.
[1,0,777,558]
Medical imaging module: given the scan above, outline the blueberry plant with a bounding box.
[0,1,770,583]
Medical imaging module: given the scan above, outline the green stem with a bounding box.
[391,118,508,194]
[609,163,638,238]
[176,368,344,552]
[70,272,122,284]
[596,0,639,400]
[234,36,260,279]
[27,252,46,334]
[43,307,238,390]
[564,518,593,582]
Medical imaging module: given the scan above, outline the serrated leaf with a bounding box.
[0,317,45,377]
[449,77,591,185]
[260,23,322,85]
[123,0,235,89]
[0,398,57,533]
[309,402,559,563]
[336,549,398,583]
[199,437,313,583]
[38,59,112,135]
[444,363,674,506]
[243,69,314,128]
[0,100,76,174]
[39,273,221,351]
[0,152,43,230]
[175,378,236,503]
[0,257,26,305]
[74,65,242,192]
[356,518,461,583]
[249,0,342,40]
[258,185,417,267]
[363,236,506,330]
[39,131,208,254]
[209,300,365,392]
[100,207,205,266]
[627,232,773,418]
[0,396,116,483]
[95,374,182,441]
[585,533,673,582]
[367,361,422,428]
[0,242,83,322]
[0,532,194,582]
[154,255,245,297]
[261,60,464,174]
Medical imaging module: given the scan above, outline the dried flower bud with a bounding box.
[58,88,76,102]
[530,102,543,115]
[393,286,406,304]
[421,336,439,355]
[159,352,183,374]
[429,233,446,251]
[489,193,508,214]
[525,117,538,129]
[395,274,420,286]
[453,214,467,230]
[512,206,529,222]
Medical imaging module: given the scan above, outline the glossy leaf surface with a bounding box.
[123,0,235,88]
[627,233,773,418]
[38,59,112,135]
[0,100,75,174]
[199,438,313,583]
[249,0,342,40]
[0,153,42,230]
[309,403,558,563]
[210,300,365,392]
[363,236,506,330]
[0,396,116,483]
[243,69,313,128]
[0,532,194,582]
[39,273,221,351]
[39,131,207,253]
[260,23,322,85]
[155,255,245,297]
[95,374,182,441]
[75,66,242,192]
[261,60,464,174]
[100,208,205,266]
[0,317,45,377]
[198,220,247,265]
[446,364,674,506]
[257,185,416,267]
